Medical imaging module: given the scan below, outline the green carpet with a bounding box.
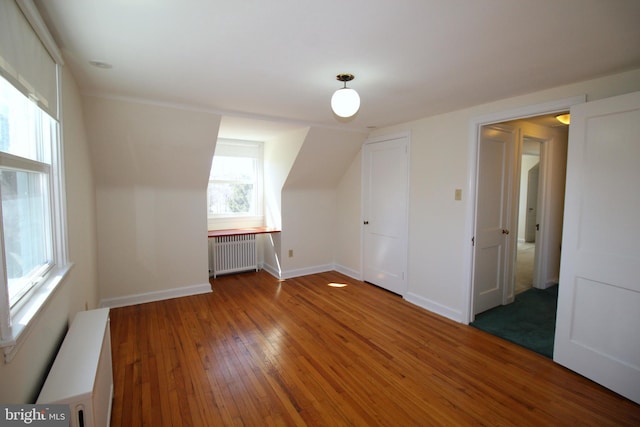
[470,285,558,358]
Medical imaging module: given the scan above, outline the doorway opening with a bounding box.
[464,96,584,325]
[515,138,541,295]
[469,111,569,356]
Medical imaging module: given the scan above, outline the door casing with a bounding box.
[464,96,585,323]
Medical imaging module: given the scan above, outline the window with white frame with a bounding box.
[0,76,55,311]
[0,0,68,358]
[207,139,264,227]
[0,72,68,358]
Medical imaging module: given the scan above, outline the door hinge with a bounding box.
[472,236,475,246]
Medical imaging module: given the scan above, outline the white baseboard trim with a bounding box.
[333,264,361,281]
[533,279,559,290]
[260,263,360,282]
[280,264,333,280]
[404,292,463,323]
[99,282,212,309]
[545,279,559,289]
[261,262,282,279]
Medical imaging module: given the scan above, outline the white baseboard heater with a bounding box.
[37,308,113,427]
[209,234,258,278]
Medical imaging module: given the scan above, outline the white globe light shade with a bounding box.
[331,87,360,118]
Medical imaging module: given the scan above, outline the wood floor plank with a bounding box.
[109,270,640,426]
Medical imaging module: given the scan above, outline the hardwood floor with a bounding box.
[109,271,640,426]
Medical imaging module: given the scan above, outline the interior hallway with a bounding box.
[516,241,535,294]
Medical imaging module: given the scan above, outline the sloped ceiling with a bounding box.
[35,0,640,135]
[283,127,365,190]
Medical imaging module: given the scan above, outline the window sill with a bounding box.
[1,262,73,363]
[208,227,281,238]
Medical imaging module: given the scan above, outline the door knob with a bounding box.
[502,229,510,235]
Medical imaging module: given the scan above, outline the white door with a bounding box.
[362,135,409,295]
[524,163,539,243]
[473,125,515,314]
[554,91,640,404]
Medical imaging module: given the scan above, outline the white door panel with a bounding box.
[363,136,409,295]
[554,90,640,403]
[473,125,514,314]
[364,233,404,285]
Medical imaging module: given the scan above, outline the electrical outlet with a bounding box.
[288,249,294,258]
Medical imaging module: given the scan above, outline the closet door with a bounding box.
[362,134,409,295]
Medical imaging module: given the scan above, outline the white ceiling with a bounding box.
[35,0,640,138]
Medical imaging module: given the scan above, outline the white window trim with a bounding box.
[0,64,70,363]
[1,264,71,362]
[207,139,265,229]
[0,0,70,362]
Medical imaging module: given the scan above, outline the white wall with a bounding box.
[280,189,336,276]
[264,127,308,230]
[279,127,365,277]
[82,96,220,305]
[518,154,540,240]
[283,127,365,190]
[243,125,366,278]
[537,125,568,285]
[512,120,569,286]
[353,69,640,322]
[335,148,362,278]
[0,69,99,403]
[63,74,100,313]
[262,127,308,275]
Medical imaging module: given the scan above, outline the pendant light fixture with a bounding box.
[331,73,360,118]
